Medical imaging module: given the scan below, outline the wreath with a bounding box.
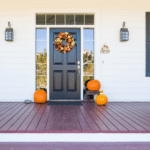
[54,32,75,53]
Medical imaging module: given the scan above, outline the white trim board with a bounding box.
[1,133,150,142]
[36,27,96,100]
[33,8,100,101]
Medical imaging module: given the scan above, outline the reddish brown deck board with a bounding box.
[0,102,150,133]
[0,103,26,130]
[123,102,150,117]
[8,104,35,132]
[90,104,129,132]
[96,105,138,132]
[110,103,150,132]
[85,103,120,132]
[62,106,81,132]
[17,104,41,132]
[116,103,150,122]
[26,104,47,132]
[36,105,51,132]
[79,105,100,132]
[45,105,62,132]
[0,103,20,117]
[83,104,110,132]
[105,103,146,132]
[107,103,148,132]
[0,103,10,110]
[0,104,31,131]
[74,106,91,132]
[53,105,64,132]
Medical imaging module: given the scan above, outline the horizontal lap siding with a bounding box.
[0,11,35,101]
[100,7,150,101]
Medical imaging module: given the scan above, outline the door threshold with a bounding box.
[47,100,83,102]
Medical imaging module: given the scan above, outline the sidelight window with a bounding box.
[36,29,47,90]
[83,29,94,88]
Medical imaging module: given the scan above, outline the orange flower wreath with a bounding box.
[54,32,75,53]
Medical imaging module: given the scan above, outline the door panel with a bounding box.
[50,28,81,99]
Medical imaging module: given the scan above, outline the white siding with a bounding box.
[0,10,35,101]
[0,1,150,101]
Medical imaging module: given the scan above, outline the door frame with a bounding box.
[48,26,84,100]
[34,8,101,100]
[49,28,81,100]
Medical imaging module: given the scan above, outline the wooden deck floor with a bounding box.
[0,102,150,133]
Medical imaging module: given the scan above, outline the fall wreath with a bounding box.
[54,32,75,53]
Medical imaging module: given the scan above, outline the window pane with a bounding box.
[83,76,94,88]
[36,29,47,41]
[83,64,94,76]
[83,41,94,63]
[75,15,84,25]
[83,29,94,40]
[66,14,74,25]
[36,64,47,75]
[36,52,47,63]
[36,29,47,90]
[36,14,45,25]
[46,14,55,25]
[36,41,47,53]
[36,76,47,89]
[56,15,64,25]
[85,14,94,25]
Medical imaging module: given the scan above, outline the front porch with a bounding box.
[0,102,150,133]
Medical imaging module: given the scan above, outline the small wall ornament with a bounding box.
[100,43,110,54]
[54,32,75,54]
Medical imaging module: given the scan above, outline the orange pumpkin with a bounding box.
[96,91,108,105]
[34,90,47,104]
[87,80,101,91]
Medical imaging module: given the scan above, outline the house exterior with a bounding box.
[0,0,150,102]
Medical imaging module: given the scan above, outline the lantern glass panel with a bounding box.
[5,28,13,41]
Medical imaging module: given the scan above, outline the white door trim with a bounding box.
[33,8,101,100]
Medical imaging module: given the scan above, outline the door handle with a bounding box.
[77,65,80,76]
[78,69,80,76]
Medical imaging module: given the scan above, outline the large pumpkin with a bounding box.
[34,90,47,104]
[96,91,108,105]
[87,80,101,91]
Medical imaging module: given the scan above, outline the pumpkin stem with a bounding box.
[100,90,103,95]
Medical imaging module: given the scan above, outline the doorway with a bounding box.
[50,28,81,100]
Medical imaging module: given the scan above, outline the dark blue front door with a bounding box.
[50,29,81,99]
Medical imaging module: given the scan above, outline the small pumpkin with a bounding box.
[34,90,47,104]
[96,91,108,105]
[87,80,101,91]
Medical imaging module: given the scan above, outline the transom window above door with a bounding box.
[36,14,94,25]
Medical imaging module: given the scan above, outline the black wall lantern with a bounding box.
[120,22,129,42]
[5,22,13,41]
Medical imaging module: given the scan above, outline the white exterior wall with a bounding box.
[0,0,150,101]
